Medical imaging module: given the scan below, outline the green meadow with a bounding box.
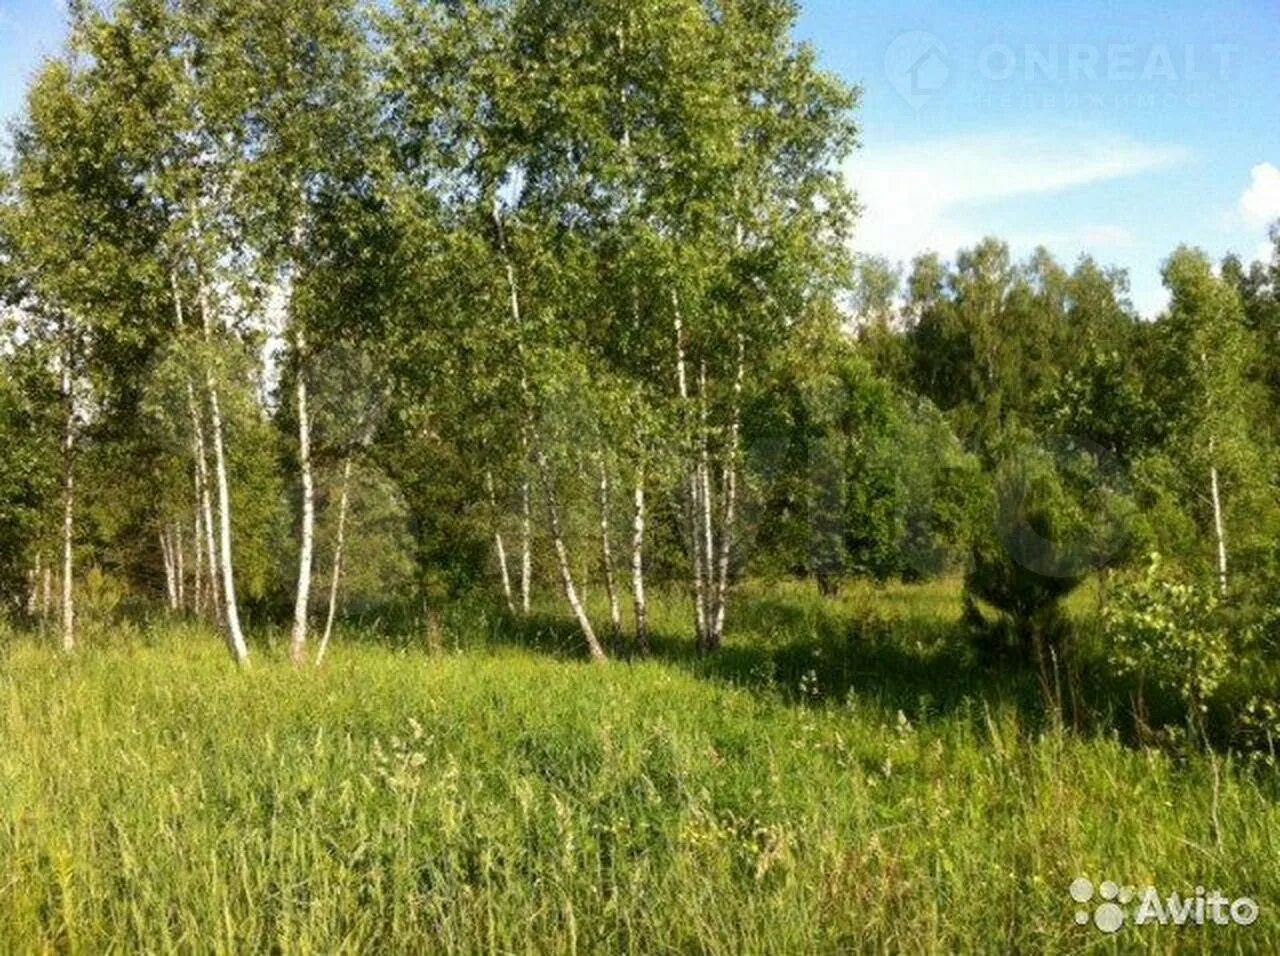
[3,584,1276,954]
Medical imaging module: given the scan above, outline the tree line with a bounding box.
[1,0,1279,705]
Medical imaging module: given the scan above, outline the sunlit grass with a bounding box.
[1,586,1277,953]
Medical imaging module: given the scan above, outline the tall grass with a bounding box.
[0,586,1277,953]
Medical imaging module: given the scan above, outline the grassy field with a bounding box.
[1,581,1278,953]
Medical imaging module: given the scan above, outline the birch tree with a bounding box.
[3,52,138,651]
[1154,248,1264,595]
[200,0,373,665]
[50,0,261,661]
[595,0,858,650]
[379,0,609,657]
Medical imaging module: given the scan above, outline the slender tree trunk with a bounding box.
[494,528,515,613]
[493,199,536,619]
[631,462,649,652]
[710,335,745,648]
[710,456,739,647]
[695,462,713,649]
[536,446,607,662]
[27,552,41,618]
[161,528,177,610]
[60,334,75,654]
[493,197,600,659]
[189,389,221,625]
[316,456,353,668]
[199,282,249,666]
[618,33,649,653]
[42,564,51,620]
[1209,438,1228,596]
[520,471,532,614]
[598,457,622,637]
[290,330,316,667]
[175,523,186,612]
[207,383,249,664]
[487,470,516,613]
[192,503,204,615]
[673,297,708,648]
[697,362,717,649]
[174,273,221,626]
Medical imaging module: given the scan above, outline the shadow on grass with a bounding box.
[694,599,1044,722]
[441,586,1052,731]
[312,583,1208,751]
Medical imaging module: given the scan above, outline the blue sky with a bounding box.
[2,0,1278,316]
[0,2,64,126]
[794,0,1280,315]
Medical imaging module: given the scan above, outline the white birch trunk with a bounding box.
[673,298,708,646]
[1209,438,1228,596]
[190,386,221,625]
[207,382,249,664]
[27,552,41,618]
[42,565,51,620]
[494,197,602,659]
[618,24,649,652]
[60,336,75,654]
[631,463,649,651]
[192,501,204,615]
[161,528,177,610]
[711,459,739,646]
[494,199,535,619]
[710,335,745,647]
[697,362,716,649]
[494,200,604,660]
[487,470,516,613]
[536,445,607,662]
[316,456,353,668]
[520,472,532,614]
[290,330,316,666]
[494,528,514,612]
[175,523,185,612]
[199,282,249,665]
[174,273,221,625]
[598,458,622,636]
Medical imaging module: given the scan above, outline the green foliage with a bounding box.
[1103,555,1231,716]
[750,326,979,591]
[316,462,416,611]
[75,566,131,641]
[904,242,1147,463]
[1128,247,1280,587]
[3,0,1280,755]
[965,447,1094,656]
[0,356,57,611]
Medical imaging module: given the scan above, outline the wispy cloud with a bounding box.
[846,130,1189,265]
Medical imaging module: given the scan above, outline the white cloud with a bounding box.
[1257,241,1277,267]
[846,130,1189,266]
[1240,163,1280,229]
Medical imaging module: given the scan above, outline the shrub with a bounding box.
[1102,554,1230,719]
[965,448,1091,663]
